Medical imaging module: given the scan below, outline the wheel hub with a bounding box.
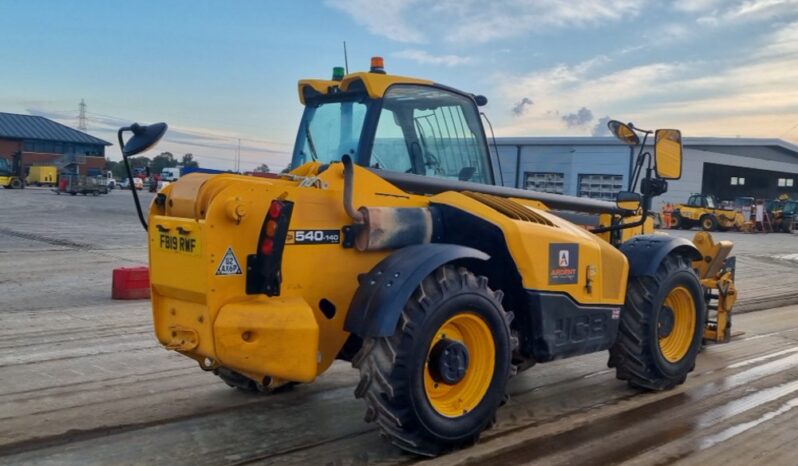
[428,338,470,385]
[658,306,675,338]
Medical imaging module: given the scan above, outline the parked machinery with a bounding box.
[119,59,738,456]
[673,194,744,231]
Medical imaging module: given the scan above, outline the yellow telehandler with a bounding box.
[118,58,737,456]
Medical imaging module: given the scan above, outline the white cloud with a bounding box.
[695,0,798,25]
[672,0,725,12]
[328,0,647,44]
[493,21,798,141]
[394,49,472,66]
[326,0,425,43]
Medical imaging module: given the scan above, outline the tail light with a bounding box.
[247,199,294,296]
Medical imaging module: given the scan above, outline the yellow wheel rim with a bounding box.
[423,312,495,418]
[658,286,696,363]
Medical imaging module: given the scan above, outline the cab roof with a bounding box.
[297,72,433,104]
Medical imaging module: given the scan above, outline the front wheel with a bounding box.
[353,266,513,456]
[700,215,718,231]
[610,254,705,390]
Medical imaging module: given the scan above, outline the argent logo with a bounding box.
[559,250,570,267]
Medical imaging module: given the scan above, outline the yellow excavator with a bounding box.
[117,58,738,456]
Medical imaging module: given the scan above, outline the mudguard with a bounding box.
[620,234,702,277]
[344,243,489,337]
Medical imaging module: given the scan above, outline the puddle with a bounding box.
[698,396,798,450]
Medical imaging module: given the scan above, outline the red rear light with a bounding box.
[269,201,283,219]
[248,199,294,296]
[260,237,274,255]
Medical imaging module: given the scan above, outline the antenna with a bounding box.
[78,99,88,131]
[343,41,349,74]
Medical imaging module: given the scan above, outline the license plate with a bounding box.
[158,232,201,256]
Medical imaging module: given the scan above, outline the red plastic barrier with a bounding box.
[112,266,151,300]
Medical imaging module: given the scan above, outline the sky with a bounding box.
[1,0,797,171]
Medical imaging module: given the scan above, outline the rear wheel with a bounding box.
[700,215,718,231]
[353,266,513,456]
[10,178,23,189]
[610,254,705,390]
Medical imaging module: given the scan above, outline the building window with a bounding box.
[731,177,738,185]
[739,177,745,185]
[578,174,624,201]
[525,172,564,194]
[778,178,794,187]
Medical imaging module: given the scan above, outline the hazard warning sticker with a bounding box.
[549,243,579,285]
[216,247,242,276]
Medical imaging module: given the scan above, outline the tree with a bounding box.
[150,152,177,174]
[253,163,270,173]
[181,153,199,168]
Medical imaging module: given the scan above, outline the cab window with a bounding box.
[372,85,492,184]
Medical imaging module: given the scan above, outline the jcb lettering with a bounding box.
[553,314,608,346]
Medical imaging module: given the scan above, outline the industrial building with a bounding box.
[0,112,111,176]
[493,136,798,208]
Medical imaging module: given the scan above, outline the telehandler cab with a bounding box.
[119,58,738,456]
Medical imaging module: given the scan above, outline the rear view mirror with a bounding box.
[121,122,168,158]
[607,120,640,146]
[616,191,642,212]
[654,129,682,180]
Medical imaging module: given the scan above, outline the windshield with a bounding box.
[292,100,368,166]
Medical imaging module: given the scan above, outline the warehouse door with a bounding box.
[578,174,624,200]
[525,172,564,194]
[702,162,798,200]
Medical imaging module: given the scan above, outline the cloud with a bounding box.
[394,49,472,66]
[695,0,798,26]
[328,0,647,44]
[671,0,724,12]
[494,20,798,143]
[591,116,613,136]
[511,97,534,116]
[326,0,425,43]
[561,107,594,127]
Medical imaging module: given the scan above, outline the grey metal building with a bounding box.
[493,137,798,208]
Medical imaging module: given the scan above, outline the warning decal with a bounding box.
[549,243,579,285]
[216,247,243,276]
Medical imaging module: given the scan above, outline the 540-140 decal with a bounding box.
[286,229,340,245]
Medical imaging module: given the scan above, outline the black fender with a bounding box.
[344,244,489,337]
[620,234,702,277]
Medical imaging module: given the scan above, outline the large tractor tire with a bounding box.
[672,212,691,230]
[353,266,513,456]
[610,254,705,391]
[700,215,718,231]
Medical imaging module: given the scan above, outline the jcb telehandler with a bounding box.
[119,58,737,456]
[673,193,744,231]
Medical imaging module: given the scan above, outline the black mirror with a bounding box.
[473,95,488,106]
[607,120,640,146]
[121,122,168,157]
[616,191,642,212]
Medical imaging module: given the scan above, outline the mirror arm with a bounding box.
[118,128,149,232]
